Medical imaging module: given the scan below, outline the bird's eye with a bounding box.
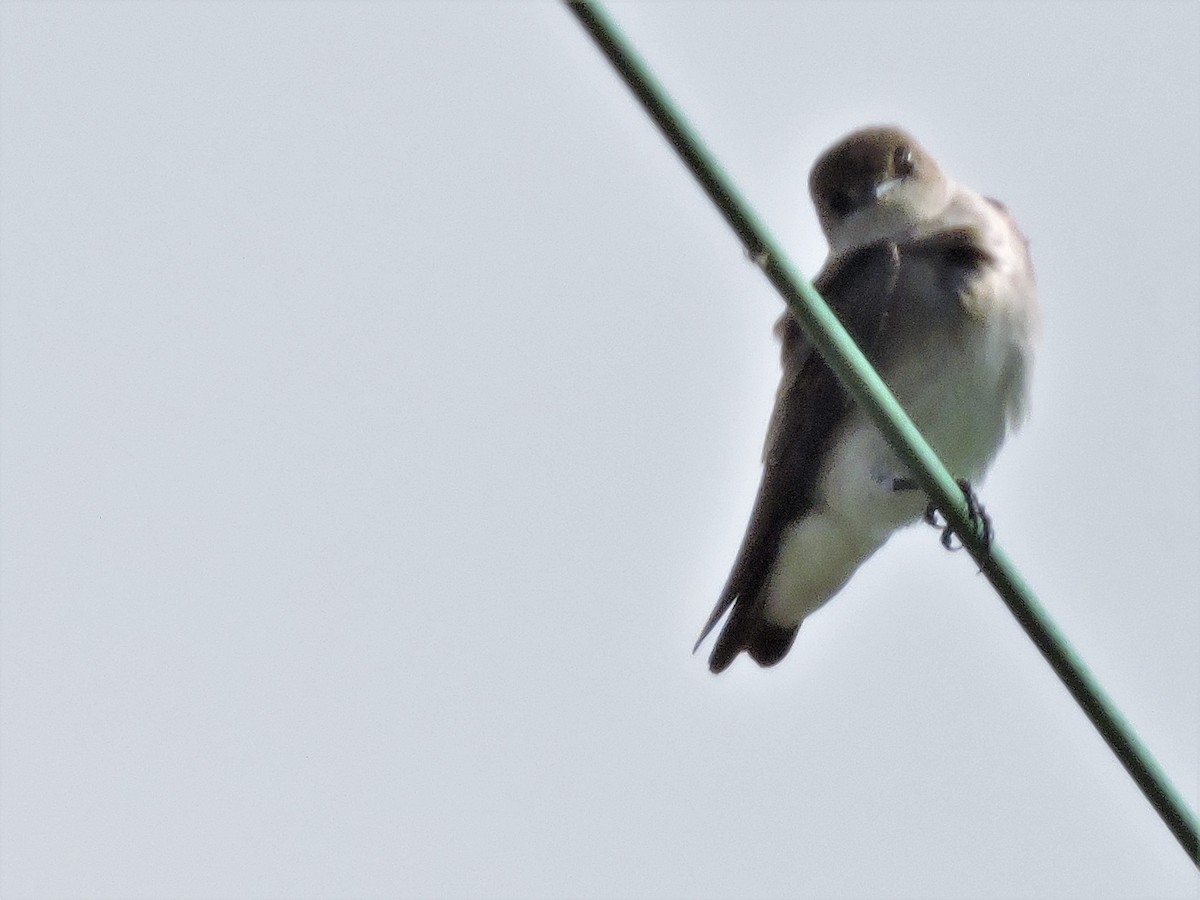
[829,190,855,216]
[893,146,915,177]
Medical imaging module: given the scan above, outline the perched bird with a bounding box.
[695,125,1038,673]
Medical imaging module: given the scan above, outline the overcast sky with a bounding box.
[2,2,1198,898]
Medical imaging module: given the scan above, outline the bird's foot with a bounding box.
[925,480,992,551]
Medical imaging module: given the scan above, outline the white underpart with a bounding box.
[763,182,1037,627]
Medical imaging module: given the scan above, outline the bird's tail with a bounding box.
[706,605,799,673]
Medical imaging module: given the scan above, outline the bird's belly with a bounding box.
[763,512,884,625]
[759,368,1008,628]
[816,332,1016,539]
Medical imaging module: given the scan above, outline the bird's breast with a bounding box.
[815,277,1035,539]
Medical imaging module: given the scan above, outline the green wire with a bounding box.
[565,0,1199,868]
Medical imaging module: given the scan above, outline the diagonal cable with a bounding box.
[564,0,1199,867]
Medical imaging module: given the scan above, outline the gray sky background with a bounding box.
[2,2,1198,898]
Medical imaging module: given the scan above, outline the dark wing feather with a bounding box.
[697,229,993,672]
[694,241,903,672]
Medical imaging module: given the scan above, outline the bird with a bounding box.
[695,125,1039,674]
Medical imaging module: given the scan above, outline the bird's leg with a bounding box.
[923,501,944,530]
[894,476,946,524]
[959,479,993,549]
[895,476,948,530]
[926,480,992,551]
[895,476,991,550]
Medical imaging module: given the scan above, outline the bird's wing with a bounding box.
[697,230,991,672]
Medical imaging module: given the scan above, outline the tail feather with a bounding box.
[707,604,799,673]
[746,621,800,668]
[695,521,800,673]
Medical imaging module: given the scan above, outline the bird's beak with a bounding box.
[875,177,902,199]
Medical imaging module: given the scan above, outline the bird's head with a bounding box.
[809,126,952,255]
